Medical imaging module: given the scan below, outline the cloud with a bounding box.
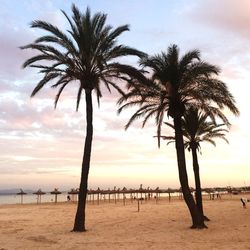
[1,0,250,190]
[0,23,36,80]
[189,0,250,39]
[179,0,250,86]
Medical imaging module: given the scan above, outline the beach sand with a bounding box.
[0,193,250,250]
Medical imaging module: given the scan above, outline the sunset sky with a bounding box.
[0,0,250,191]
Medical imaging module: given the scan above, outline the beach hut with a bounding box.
[33,189,46,204]
[16,189,27,204]
[50,188,61,203]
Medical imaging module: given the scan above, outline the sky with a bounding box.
[0,0,250,191]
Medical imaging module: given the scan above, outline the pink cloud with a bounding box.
[0,25,36,80]
[189,0,250,39]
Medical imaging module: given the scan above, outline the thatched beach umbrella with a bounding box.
[68,188,79,202]
[121,187,127,206]
[86,189,90,202]
[154,187,159,203]
[167,188,174,202]
[16,189,27,204]
[88,189,94,204]
[178,187,183,200]
[139,184,143,199]
[33,189,46,204]
[113,186,117,204]
[117,188,121,201]
[129,188,134,203]
[50,188,61,203]
[107,188,111,203]
[146,187,151,200]
[96,187,101,205]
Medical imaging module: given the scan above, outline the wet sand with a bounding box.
[0,193,249,249]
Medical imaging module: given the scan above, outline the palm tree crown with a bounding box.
[163,107,229,152]
[182,108,229,152]
[118,44,239,145]
[21,4,145,108]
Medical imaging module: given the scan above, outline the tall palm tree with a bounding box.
[21,4,145,232]
[118,44,239,228]
[163,107,230,221]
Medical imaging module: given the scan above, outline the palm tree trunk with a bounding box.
[73,89,93,232]
[191,145,210,221]
[173,115,207,229]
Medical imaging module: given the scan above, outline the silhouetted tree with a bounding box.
[21,4,145,232]
[118,44,239,228]
[163,107,230,221]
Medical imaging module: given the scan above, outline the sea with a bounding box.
[0,193,69,205]
[0,191,216,205]
[0,191,182,205]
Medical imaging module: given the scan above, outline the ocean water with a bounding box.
[0,192,170,205]
[0,193,122,205]
[0,193,69,205]
[0,191,197,205]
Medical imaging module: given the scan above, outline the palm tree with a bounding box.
[163,107,230,221]
[118,44,239,228]
[21,4,145,232]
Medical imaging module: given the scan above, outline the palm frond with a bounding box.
[31,73,60,97]
[54,82,68,108]
[76,85,83,111]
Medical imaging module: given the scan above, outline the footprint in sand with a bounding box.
[26,235,57,244]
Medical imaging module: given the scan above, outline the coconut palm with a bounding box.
[118,44,239,228]
[21,5,145,232]
[163,107,229,221]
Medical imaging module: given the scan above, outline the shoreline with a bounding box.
[1,189,249,205]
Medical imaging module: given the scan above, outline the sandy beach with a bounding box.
[0,193,250,250]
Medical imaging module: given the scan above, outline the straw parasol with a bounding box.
[68,188,79,202]
[88,189,94,203]
[16,189,27,204]
[121,187,127,206]
[50,188,62,203]
[33,189,46,204]
[107,188,111,203]
[167,188,174,202]
[113,186,117,204]
[154,187,160,203]
[117,187,121,201]
[96,187,101,205]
